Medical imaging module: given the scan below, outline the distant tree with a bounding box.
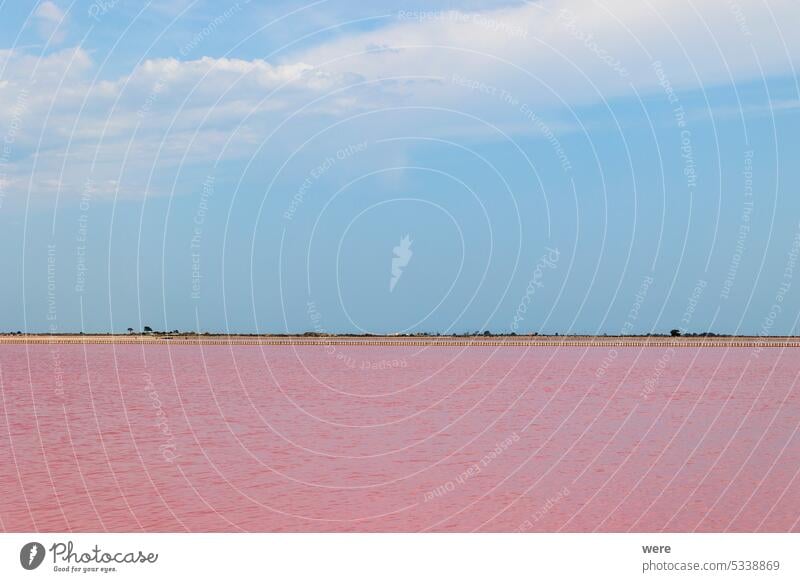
[670,329,681,337]
[143,326,153,333]
[127,327,134,334]
[483,330,492,336]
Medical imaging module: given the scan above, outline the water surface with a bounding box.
[1,344,798,532]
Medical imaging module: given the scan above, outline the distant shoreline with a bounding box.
[1,334,799,348]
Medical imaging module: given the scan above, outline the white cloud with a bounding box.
[34,1,68,45]
[293,0,800,107]
[0,49,356,204]
[1,0,799,204]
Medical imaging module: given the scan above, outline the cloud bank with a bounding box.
[0,0,798,203]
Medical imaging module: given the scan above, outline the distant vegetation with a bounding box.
[2,328,737,337]
[293,330,732,338]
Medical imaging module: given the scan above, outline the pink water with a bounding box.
[1,344,798,532]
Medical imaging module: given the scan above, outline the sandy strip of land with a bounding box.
[0,335,798,347]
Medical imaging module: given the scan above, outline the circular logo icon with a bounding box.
[20,542,46,570]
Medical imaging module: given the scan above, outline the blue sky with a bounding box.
[1,0,800,334]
